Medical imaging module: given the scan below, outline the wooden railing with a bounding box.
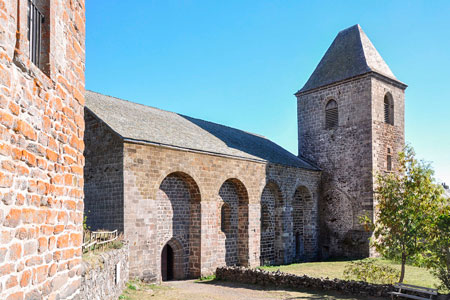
[82,229,118,252]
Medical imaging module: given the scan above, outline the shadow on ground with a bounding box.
[196,279,379,300]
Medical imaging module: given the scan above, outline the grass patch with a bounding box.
[82,251,104,268]
[120,279,171,300]
[260,258,439,288]
[195,274,216,282]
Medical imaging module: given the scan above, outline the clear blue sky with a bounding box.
[85,0,450,184]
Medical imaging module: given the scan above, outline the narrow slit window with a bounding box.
[387,148,392,171]
[325,99,338,129]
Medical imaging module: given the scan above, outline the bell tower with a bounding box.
[296,25,407,258]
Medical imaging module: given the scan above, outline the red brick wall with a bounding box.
[0,0,85,299]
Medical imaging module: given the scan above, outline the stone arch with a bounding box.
[161,237,184,280]
[292,185,315,261]
[218,178,249,267]
[152,168,204,200]
[260,181,284,265]
[323,187,354,257]
[156,171,201,279]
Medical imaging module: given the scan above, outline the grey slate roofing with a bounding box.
[85,90,319,170]
[298,24,403,93]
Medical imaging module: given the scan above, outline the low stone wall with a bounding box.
[215,267,394,297]
[78,243,129,300]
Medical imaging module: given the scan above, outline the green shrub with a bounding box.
[425,212,450,292]
[196,274,216,282]
[344,258,400,284]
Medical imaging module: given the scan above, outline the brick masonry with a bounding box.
[0,0,85,298]
[297,74,405,258]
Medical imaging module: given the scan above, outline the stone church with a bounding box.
[84,24,406,282]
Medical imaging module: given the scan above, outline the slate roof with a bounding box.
[85,90,319,170]
[298,24,404,94]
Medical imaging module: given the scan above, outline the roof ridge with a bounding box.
[357,26,397,80]
[85,90,320,170]
[86,90,173,115]
[86,90,268,140]
[298,24,402,93]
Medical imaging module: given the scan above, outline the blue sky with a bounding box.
[85,0,450,184]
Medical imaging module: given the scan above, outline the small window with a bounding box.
[27,0,50,74]
[384,93,394,125]
[387,148,392,171]
[261,204,270,232]
[325,99,338,129]
[221,203,231,233]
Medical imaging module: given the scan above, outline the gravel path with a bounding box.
[122,279,381,300]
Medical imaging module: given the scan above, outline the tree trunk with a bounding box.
[399,252,406,283]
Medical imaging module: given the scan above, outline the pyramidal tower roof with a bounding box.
[298,24,404,94]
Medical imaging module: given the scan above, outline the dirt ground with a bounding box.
[120,279,381,300]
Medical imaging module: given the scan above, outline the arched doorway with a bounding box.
[161,244,174,281]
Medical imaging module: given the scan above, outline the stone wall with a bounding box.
[84,109,123,232]
[218,180,241,267]
[260,183,283,265]
[0,1,85,299]
[297,74,405,258]
[116,140,321,282]
[79,244,129,300]
[215,266,395,298]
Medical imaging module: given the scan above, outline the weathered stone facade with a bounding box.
[84,110,123,232]
[83,102,321,282]
[79,243,129,300]
[81,23,407,285]
[296,25,406,258]
[0,0,85,298]
[216,266,396,298]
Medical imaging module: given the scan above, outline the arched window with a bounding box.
[325,99,338,129]
[221,202,231,233]
[384,93,394,125]
[261,204,270,232]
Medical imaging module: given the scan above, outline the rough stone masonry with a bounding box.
[0,0,407,297]
[0,0,85,299]
[84,92,322,282]
[83,24,407,283]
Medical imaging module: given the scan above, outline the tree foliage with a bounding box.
[425,205,450,292]
[362,145,444,283]
[344,258,400,284]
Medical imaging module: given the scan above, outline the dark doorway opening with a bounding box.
[161,244,174,281]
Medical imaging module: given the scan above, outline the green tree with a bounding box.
[363,145,443,283]
[425,203,450,291]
